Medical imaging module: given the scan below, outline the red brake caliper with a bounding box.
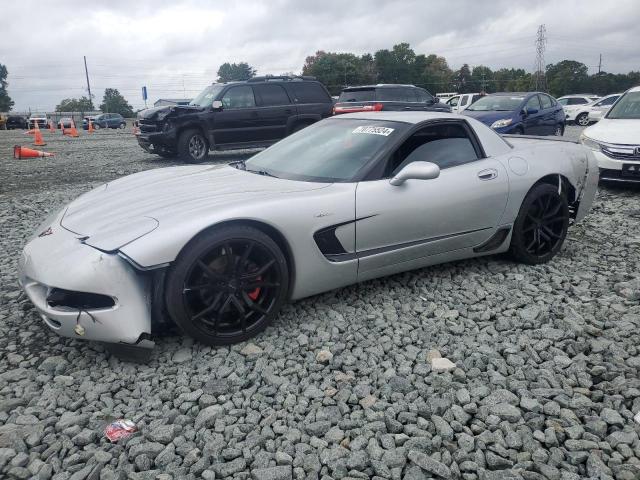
[247,276,261,301]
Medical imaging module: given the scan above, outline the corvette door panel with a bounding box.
[355,158,509,275]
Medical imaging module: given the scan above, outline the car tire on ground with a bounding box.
[554,124,564,136]
[576,113,589,126]
[177,128,209,163]
[155,147,176,158]
[119,122,126,129]
[164,225,289,346]
[514,127,524,135]
[509,183,569,265]
[94,123,101,130]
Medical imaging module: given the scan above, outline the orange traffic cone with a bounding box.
[88,118,95,133]
[13,145,54,159]
[65,119,80,138]
[48,120,55,133]
[34,127,46,146]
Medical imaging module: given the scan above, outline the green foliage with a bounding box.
[217,62,256,82]
[100,88,134,117]
[0,63,14,111]
[299,43,638,97]
[302,51,376,95]
[55,96,94,112]
[546,60,589,97]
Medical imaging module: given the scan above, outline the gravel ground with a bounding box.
[1,125,639,480]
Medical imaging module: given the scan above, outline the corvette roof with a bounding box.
[333,111,470,124]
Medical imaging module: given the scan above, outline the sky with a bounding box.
[1,0,639,112]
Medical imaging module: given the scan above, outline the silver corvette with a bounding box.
[18,112,599,350]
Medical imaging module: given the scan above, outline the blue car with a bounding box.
[462,92,565,136]
[83,113,127,130]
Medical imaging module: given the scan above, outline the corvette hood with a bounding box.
[583,118,640,144]
[60,165,328,251]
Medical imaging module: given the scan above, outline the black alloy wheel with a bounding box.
[554,124,565,136]
[165,226,289,345]
[510,183,569,264]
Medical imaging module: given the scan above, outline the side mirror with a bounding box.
[390,161,440,186]
[525,107,538,115]
[212,100,223,110]
[433,97,440,103]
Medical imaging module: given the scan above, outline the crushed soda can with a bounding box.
[104,419,137,442]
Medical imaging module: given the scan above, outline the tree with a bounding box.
[453,64,472,93]
[374,43,417,84]
[302,51,371,94]
[546,60,589,97]
[100,88,134,117]
[471,66,493,93]
[418,54,453,93]
[217,62,256,82]
[0,63,14,111]
[55,96,94,112]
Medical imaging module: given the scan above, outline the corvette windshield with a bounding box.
[466,96,524,112]
[243,119,407,182]
[606,91,640,119]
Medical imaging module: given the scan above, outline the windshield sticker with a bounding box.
[352,126,394,136]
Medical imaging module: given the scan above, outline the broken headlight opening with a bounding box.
[46,288,115,310]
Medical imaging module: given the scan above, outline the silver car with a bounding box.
[18,112,599,351]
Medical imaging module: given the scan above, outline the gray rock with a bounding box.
[251,465,292,480]
[195,405,224,430]
[407,450,451,478]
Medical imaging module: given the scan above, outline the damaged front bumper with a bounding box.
[17,218,154,347]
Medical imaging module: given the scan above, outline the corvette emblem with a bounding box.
[38,227,53,237]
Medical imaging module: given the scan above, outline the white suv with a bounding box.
[557,94,600,124]
[580,86,640,183]
[446,93,484,113]
[586,94,622,123]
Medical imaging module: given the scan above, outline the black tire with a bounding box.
[119,122,126,129]
[509,183,570,264]
[554,124,565,136]
[165,225,289,346]
[94,123,101,130]
[575,113,589,127]
[177,128,209,163]
[156,148,176,158]
[514,127,524,135]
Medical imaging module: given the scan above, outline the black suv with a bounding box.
[6,115,28,129]
[136,76,333,162]
[333,84,450,115]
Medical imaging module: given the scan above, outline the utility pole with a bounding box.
[83,56,93,108]
[598,54,602,74]
[532,24,547,91]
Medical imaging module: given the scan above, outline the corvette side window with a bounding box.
[386,123,479,177]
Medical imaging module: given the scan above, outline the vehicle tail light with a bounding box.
[333,103,384,115]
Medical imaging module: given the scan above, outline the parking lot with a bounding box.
[1,125,639,479]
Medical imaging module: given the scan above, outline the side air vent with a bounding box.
[473,227,511,253]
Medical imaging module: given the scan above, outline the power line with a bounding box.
[532,24,547,91]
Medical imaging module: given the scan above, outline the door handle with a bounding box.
[478,168,498,180]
